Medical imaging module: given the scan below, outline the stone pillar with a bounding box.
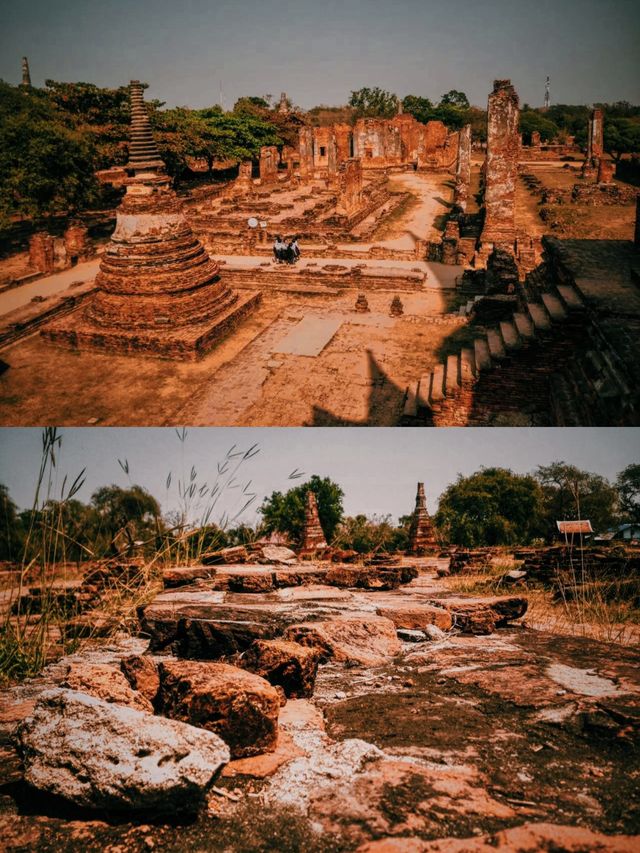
[259,146,279,183]
[407,483,438,555]
[29,232,55,273]
[335,158,362,217]
[334,125,353,164]
[298,127,314,178]
[597,159,614,184]
[63,220,90,264]
[582,108,604,179]
[299,491,328,553]
[531,130,541,147]
[454,124,471,211]
[233,161,254,196]
[481,79,519,248]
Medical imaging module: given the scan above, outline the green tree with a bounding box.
[90,484,162,553]
[259,475,344,546]
[519,109,560,144]
[603,117,640,162]
[401,95,434,125]
[333,513,409,554]
[440,90,470,109]
[0,484,24,561]
[435,467,545,546]
[534,462,619,536]
[0,81,100,227]
[349,87,399,119]
[615,463,640,523]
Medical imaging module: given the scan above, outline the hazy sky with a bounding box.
[1,0,638,109]
[0,428,637,524]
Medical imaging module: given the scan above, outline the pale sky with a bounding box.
[1,0,638,110]
[0,428,637,524]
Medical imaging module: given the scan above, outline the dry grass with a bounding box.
[444,558,640,647]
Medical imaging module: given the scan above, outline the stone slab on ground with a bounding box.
[273,315,342,357]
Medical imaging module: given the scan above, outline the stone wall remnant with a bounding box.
[29,232,55,274]
[63,221,90,264]
[481,79,520,248]
[454,124,472,211]
[335,158,363,217]
[259,146,279,183]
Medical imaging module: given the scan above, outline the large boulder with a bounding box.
[17,689,229,813]
[62,662,152,712]
[158,660,280,758]
[284,615,401,666]
[241,639,320,698]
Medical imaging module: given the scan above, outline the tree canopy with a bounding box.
[533,462,618,535]
[434,467,546,546]
[259,475,344,546]
[349,87,399,119]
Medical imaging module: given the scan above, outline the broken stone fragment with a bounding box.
[284,615,401,666]
[158,660,280,758]
[241,639,321,699]
[427,596,528,635]
[376,603,453,632]
[17,688,229,813]
[120,655,160,705]
[61,662,153,712]
[258,545,298,564]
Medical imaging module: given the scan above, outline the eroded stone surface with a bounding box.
[241,639,320,698]
[17,688,229,813]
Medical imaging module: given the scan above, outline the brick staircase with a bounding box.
[401,279,634,426]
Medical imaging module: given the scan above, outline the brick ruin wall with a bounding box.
[482,80,520,246]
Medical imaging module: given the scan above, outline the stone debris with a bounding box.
[284,614,402,666]
[241,639,321,698]
[427,595,528,634]
[62,662,153,712]
[17,688,229,813]
[158,660,280,758]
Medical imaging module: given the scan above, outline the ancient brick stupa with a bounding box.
[299,491,328,556]
[407,482,438,555]
[43,81,260,359]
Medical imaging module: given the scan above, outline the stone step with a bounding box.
[556,283,585,310]
[527,301,552,330]
[445,353,460,394]
[474,337,492,371]
[486,328,506,359]
[460,347,477,381]
[499,320,521,350]
[416,374,432,412]
[513,312,535,340]
[541,292,567,321]
[403,380,419,419]
[429,364,445,403]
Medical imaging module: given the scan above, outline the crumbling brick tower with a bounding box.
[453,124,472,211]
[481,80,519,249]
[42,80,260,359]
[582,108,604,179]
[299,491,328,554]
[407,483,438,555]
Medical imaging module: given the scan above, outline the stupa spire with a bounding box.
[127,81,165,174]
[407,482,438,555]
[21,56,32,88]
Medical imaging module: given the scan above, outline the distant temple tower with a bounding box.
[407,483,438,555]
[42,80,260,359]
[278,92,289,114]
[544,76,550,109]
[21,56,31,88]
[299,491,328,554]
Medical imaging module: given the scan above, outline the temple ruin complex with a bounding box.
[41,82,260,360]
